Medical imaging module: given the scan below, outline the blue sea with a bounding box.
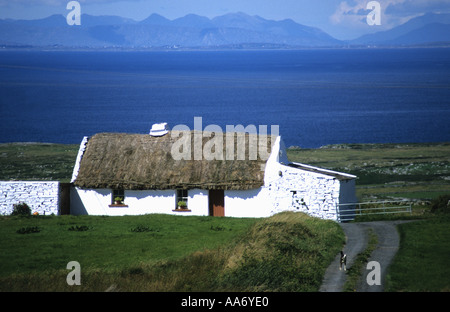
[0,48,449,148]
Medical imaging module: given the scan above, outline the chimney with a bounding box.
[149,123,169,137]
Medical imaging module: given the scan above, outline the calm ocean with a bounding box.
[0,48,449,148]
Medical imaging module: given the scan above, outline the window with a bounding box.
[111,189,126,206]
[176,189,188,209]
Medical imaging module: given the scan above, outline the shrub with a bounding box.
[11,202,31,216]
[430,195,450,214]
[68,225,90,231]
[131,225,159,233]
[210,225,228,231]
[16,226,40,234]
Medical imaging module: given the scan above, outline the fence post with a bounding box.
[336,203,340,222]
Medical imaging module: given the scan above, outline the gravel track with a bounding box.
[319,221,411,292]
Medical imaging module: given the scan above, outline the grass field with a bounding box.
[0,143,79,182]
[385,215,450,292]
[1,141,449,292]
[0,212,344,292]
[0,214,257,277]
[287,142,450,203]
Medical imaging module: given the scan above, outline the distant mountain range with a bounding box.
[0,12,449,49]
[350,12,450,46]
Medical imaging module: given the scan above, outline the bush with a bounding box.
[430,195,450,214]
[11,202,31,216]
[130,225,159,233]
[16,226,40,234]
[68,225,90,232]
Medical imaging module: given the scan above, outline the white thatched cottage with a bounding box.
[70,130,356,221]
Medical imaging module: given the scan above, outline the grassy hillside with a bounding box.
[0,214,257,277]
[287,142,450,203]
[386,214,450,292]
[0,212,344,292]
[0,143,78,182]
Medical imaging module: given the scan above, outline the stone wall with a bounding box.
[267,164,342,220]
[0,181,61,215]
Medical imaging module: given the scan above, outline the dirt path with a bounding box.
[319,221,410,292]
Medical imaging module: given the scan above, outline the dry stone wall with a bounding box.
[267,165,341,220]
[0,181,60,215]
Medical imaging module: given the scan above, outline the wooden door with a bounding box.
[59,183,71,215]
[209,190,225,217]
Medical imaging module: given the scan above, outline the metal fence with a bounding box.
[337,201,412,222]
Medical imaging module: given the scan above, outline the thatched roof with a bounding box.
[73,131,275,191]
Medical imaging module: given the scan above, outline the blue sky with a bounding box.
[0,0,449,39]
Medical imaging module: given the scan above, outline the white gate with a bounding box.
[337,201,412,222]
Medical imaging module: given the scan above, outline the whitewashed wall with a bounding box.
[125,189,176,216]
[186,189,209,216]
[70,187,212,216]
[0,181,60,215]
[71,187,175,216]
[225,188,271,218]
[70,136,88,183]
[265,164,342,220]
[70,186,274,218]
[261,137,357,221]
[70,188,109,215]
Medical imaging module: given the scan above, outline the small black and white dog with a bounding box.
[339,251,347,271]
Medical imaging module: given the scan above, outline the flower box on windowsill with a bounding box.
[172,208,191,212]
[109,204,129,208]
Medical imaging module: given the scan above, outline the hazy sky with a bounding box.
[0,0,449,39]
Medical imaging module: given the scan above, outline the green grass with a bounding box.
[217,212,345,292]
[0,214,257,277]
[385,215,450,292]
[344,196,450,291]
[287,142,450,202]
[0,143,78,182]
[1,142,449,291]
[0,212,344,292]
